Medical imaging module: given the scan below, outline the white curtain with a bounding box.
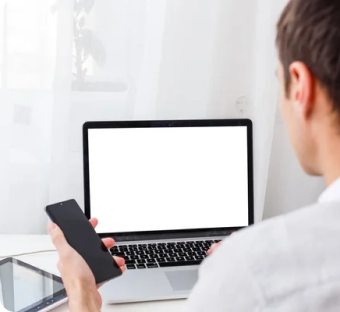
[0,0,280,234]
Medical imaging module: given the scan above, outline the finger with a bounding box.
[57,261,63,273]
[113,256,125,267]
[113,257,126,273]
[102,237,115,249]
[207,242,223,255]
[89,218,98,229]
[207,243,217,255]
[48,223,69,253]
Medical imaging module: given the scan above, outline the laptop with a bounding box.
[82,119,254,303]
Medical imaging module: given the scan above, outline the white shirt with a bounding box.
[319,177,340,203]
[186,177,340,312]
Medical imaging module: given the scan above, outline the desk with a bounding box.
[0,235,185,312]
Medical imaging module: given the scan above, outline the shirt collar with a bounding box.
[318,176,340,203]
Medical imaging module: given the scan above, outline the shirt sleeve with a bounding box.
[185,236,265,312]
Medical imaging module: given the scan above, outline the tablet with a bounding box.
[0,258,67,312]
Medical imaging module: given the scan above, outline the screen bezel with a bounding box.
[0,257,67,312]
[83,119,254,241]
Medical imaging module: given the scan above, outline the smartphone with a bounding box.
[45,199,122,285]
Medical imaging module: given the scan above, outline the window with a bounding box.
[1,0,57,89]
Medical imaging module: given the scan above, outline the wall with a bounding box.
[154,0,258,120]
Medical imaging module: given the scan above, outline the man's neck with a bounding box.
[319,133,340,186]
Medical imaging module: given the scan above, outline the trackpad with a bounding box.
[165,269,198,291]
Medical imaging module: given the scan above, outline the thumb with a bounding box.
[48,223,69,253]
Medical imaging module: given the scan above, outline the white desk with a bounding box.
[0,235,185,312]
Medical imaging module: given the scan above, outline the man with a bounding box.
[49,0,340,310]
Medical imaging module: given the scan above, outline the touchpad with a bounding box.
[165,269,198,291]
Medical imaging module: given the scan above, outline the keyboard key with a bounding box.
[165,257,175,262]
[186,256,194,261]
[125,260,136,265]
[158,260,202,267]
[148,259,156,263]
[176,257,185,261]
[137,264,146,269]
[129,255,138,260]
[196,251,206,256]
[137,259,146,264]
[196,255,204,260]
[158,258,166,262]
[126,264,136,270]
[140,255,149,260]
[112,252,125,257]
[147,263,159,268]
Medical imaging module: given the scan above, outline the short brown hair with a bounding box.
[276,0,340,113]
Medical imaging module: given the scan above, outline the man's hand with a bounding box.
[207,233,236,255]
[48,218,125,312]
[207,241,223,255]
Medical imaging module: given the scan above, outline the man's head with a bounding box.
[276,0,340,176]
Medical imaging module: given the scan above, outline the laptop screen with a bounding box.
[87,125,249,234]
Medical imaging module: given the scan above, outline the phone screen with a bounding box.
[45,200,122,284]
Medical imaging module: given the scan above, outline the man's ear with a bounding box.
[289,61,314,119]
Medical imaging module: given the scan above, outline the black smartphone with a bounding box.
[45,199,122,285]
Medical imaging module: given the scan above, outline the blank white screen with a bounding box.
[88,126,249,233]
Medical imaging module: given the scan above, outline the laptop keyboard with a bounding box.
[110,240,221,270]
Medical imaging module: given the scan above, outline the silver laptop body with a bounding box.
[83,119,254,303]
